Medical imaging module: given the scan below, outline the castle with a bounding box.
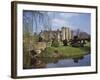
[39,27,73,42]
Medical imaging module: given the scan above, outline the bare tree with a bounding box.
[32,11,51,34]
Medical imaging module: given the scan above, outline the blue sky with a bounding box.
[23,11,91,34]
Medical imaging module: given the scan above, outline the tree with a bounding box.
[32,11,51,34]
[63,39,68,46]
[23,11,52,67]
[71,36,80,47]
[76,29,80,37]
[23,11,51,34]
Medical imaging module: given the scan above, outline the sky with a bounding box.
[23,10,91,34]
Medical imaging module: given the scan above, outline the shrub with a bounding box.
[51,40,59,47]
[63,39,68,46]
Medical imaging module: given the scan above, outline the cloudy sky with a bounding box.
[48,12,91,34]
[23,11,91,34]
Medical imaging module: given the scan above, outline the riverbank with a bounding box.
[39,43,90,58]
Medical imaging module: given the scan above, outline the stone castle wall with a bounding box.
[61,27,73,41]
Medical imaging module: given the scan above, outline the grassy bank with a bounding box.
[40,43,90,58]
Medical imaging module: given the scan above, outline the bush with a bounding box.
[63,39,68,46]
[51,40,59,47]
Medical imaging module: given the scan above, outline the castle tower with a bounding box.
[61,27,66,40]
[65,27,69,40]
[61,27,72,41]
[68,28,72,40]
[57,29,61,42]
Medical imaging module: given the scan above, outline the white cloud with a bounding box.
[50,13,81,30]
[51,18,73,30]
[59,13,80,19]
[52,18,66,25]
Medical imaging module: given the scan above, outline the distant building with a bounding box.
[39,27,73,42]
[78,32,90,39]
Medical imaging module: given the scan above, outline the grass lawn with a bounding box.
[40,43,90,58]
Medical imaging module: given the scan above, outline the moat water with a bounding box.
[47,54,91,68]
[25,53,91,69]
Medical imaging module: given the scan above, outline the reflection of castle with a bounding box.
[39,27,73,42]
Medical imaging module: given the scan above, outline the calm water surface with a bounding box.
[27,54,91,69]
[47,54,91,68]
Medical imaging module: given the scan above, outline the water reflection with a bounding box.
[25,54,90,69]
[73,56,84,63]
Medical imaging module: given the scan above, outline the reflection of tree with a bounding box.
[73,56,84,63]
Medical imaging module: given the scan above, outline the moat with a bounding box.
[24,53,90,69]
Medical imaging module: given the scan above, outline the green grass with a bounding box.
[23,40,90,68]
[40,43,90,58]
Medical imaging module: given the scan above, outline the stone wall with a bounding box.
[33,42,47,51]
